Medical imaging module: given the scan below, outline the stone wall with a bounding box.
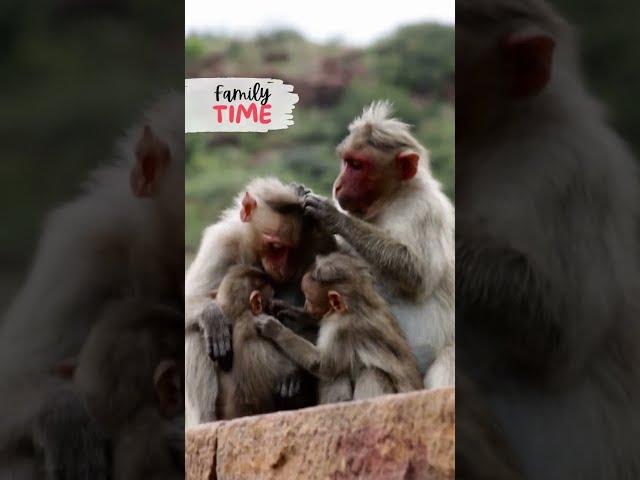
[187,388,455,480]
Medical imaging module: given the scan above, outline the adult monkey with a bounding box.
[0,94,184,479]
[185,178,335,426]
[456,1,640,479]
[298,102,455,387]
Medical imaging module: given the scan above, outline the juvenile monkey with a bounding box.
[297,102,455,388]
[73,300,184,480]
[185,178,334,425]
[256,253,423,403]
[214,265,303,419]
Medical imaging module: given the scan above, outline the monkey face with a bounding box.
[243,196,303,283]
[301,272,330,318]
[333,145,414,219]
[333,148,385,217]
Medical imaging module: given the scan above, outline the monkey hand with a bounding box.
[265,298,292,316]
[199,301,233,371]
[254,314,283,339]
[289,181,312,198]
[276,372,302,398]
[302,193,343,234]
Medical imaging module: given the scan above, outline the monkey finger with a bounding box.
[289,377,300,397]
[290,182,311,198]
[302,193,321,207]
[205,336,215,360]
[211,338,219,360]
[279,381,289,398]
[217,336,227,357]
[303,204,321,219]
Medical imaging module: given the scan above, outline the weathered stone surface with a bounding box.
[187,388,454,480]
[187,422,221,480]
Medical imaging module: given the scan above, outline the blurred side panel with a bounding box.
[0,0,184,478]
[456,0,640,479]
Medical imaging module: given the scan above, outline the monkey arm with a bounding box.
[185,224,241,363]
[255,315,323,378]
[266,299,319,343]
[457,238,566,374]
[195,302,233,371]
[338,215,424,295]
[302,194,425,297]
[185,223,242,325]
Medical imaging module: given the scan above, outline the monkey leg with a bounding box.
[319,375,353,404]
[185,336,219,426]
[424,344,455,389]
[353,367,395,400]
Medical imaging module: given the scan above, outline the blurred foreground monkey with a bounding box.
[214,265,306,419]
[73,300,184,480]
[0,94,183,479]
[256,253,422,403]
[185,178,334,425]
[456,0,640,478]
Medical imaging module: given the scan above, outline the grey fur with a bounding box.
[302,102,455,387]
[257,253,423,402]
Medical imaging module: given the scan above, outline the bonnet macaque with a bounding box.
[256,253,423,403]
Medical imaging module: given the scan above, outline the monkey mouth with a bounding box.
[265,242,290,262]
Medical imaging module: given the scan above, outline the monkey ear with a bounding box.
[154,359,181,418]
[395,152,420,181]
[502,28,556,98]
[250,290,263,315]
[52,357,77,379]
[130,125,171,198]
[328,290,347,314]
[240,192,257,222]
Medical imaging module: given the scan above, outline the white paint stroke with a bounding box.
[185,78,299,133]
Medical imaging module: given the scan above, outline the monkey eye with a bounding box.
[344,157,363,170]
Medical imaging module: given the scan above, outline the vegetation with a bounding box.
[186,23,455,252]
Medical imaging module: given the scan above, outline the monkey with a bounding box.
[294,102,455,388]
[212,264,308,419]
[0,93,184,479]
[185,177,336,426]
[73,299,184,480]
[255,252,423,403]
[456,1,640,479]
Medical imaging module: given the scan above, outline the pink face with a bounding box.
[333,150,385,216]
[333,148,419,216]
[259,231,296,283]
[240,192,302,283]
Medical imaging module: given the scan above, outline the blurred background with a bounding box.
[551,0,640,158]
[184,0,455,256]
[0,0,182,308]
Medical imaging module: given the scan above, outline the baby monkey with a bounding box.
[256,252,423,403]
[215,264,306,419]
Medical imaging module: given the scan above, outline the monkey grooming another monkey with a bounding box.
[256,253,423,403]
[297,102,455,388]
[214,265,304,419]
[185,178,335,426]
